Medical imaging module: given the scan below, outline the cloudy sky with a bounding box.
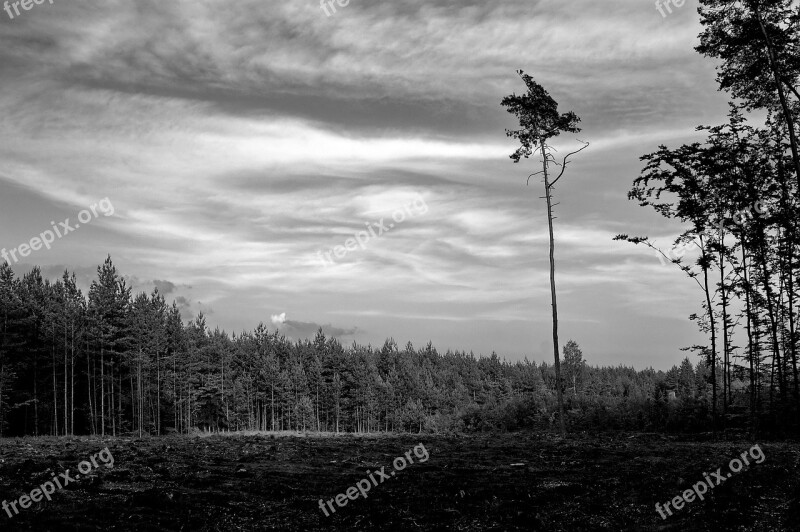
[0,0,732,369]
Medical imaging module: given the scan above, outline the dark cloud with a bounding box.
[7,262,100,295]
[174,296,197,320]
[153,279,176,295]
[173,295,213,322]
[282,320,358,341]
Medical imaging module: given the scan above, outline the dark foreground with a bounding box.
[0,432,797,531]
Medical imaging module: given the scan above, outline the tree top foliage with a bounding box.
[696,0,800,110]
[501,70,581,163]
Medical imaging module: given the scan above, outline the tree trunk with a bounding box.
[70,320,74,436]
[700,236,718,436]
[740,240,758,434]
[101,337,105,437]
[87,335,94,434]
[719,246,731,417]
[63,315,68,435]
[51,321,58,436]
[539,133,566,437]
[157,349,161,435]
[754,7,800,195]
[757,237,785,402]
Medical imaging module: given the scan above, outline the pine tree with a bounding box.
[502,70,587,436]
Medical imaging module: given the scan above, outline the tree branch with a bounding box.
[549,140,590,188]
[783,77,800,103]
[527,170,545,186]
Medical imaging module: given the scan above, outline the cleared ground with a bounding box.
[0,432,797,531]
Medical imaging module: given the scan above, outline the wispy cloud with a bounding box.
[0,0,725,367]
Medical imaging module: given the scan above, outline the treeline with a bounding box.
[617,0,800,432]
[0,258,742,437]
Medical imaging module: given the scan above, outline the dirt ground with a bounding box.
[0,432,797,531]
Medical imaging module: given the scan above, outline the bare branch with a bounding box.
[614,235,705,292]
[549,140,590,188]
[527,170,545,186]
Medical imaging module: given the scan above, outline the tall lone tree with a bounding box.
[502,70,588,436]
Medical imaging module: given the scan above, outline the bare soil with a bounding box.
[0,432,797,531]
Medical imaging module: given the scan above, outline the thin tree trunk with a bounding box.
[34,343,38,436]
[87,334,95,434]
[101,337,105,437]
[221,352,226,426]
[720,247,731,417]
[539,133,566,437]
[173,353,177,432]
[157,349,161,435]
[63,313,68,435]
[741,241,758,433]
[52,321,58,436]
[779,176,800,403]
[754,7,800,194]
[138,348,143,438]
[70,319,75,436]
[111,359,116,437]
[757,239,785,402]
[700,236,718,436]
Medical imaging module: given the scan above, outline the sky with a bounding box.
[0,0,734,370]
